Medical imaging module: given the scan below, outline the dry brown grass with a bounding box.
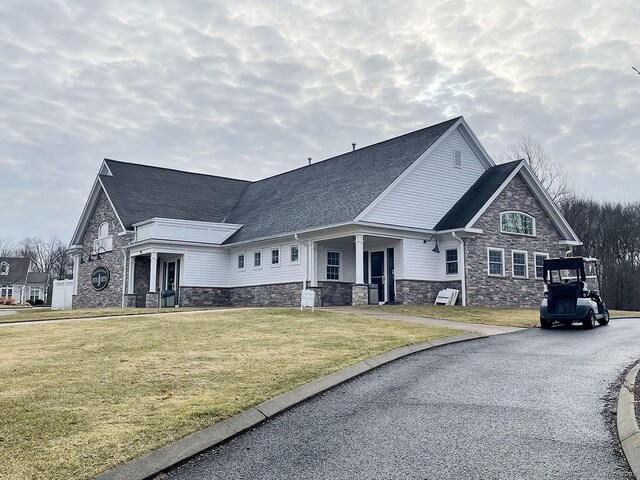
[0,308,458,479]
[0,306,221,323]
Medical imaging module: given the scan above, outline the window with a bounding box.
[327,251,341,280]
[0,285,13,298]
[445,248,459,275]
[488,248,504,276]
[29,287,41,302]
[254,251,262,267]
[535,253,549,279]
[98,222,109,238]
[271,248,280,266]
[453,149,462,168]
[512,250,528,278]
[0,261,9,275]
[290,245,299,263]
[237,254,245,269]
[501,212,535,236]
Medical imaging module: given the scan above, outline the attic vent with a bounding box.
[453,150,462,168]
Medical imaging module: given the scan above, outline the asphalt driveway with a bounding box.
[163,319,640,479]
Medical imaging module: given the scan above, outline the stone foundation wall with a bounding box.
[73,190,129,309]
[180,286,231,307]
[145,292,159,308]
[229,282,303,307]
[395,279,463,305]
[317,281,352,306]
[465,174,565,307]
[124,294,137,308]
[351,284,368,306]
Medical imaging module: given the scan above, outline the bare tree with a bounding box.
[17,237,70,280]
[0,238,16,257]
[498,136,571,204]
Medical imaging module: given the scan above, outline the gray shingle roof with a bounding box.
[101,160,251,229]
[224,117,461,243]
[26,272,49,284]
[0,257,30,284]
[434,160,522,231]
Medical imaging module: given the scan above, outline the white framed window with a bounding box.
[290,245,300,263]
[487,248,505,276]
[98,222,109,238]
[512,250,528,278]
[271,248,280,266]
[501,211,535,236]
[453,149,462,168]
[237,253,245,270]
[326,251,341,280]
[0,261,9,275]
[0,285,13,298]
[253,251,262,268]
[535,252,549,280]
[445,248,459,275]
[29,287,41,302]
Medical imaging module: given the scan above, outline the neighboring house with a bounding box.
[0,257,49,304]
[68,116,580,309]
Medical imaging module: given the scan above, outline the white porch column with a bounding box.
[355,235,364,284]
[149,253,158,293]
[311,242,318,287]
[72,253,80,295]
[128,256,135,294]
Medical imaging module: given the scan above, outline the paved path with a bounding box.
[164,318,640,479]
[322,306,523,336]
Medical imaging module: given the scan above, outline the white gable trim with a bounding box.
[99,160,113,176]
[354,117,494,222]
[69,176,126,247]
[463,161,581,244]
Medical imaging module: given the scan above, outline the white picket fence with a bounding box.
[51,279,74,310]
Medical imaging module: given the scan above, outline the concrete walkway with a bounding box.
[321,306,523,336]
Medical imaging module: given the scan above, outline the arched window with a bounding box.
[501,211,535,236]
[0,261,9,275]
[98,222,109,239]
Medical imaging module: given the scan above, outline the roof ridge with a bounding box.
[249,116,462,185]
[103,159,252,184]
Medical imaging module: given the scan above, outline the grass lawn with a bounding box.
[0,308,458,480]
[365,305,640,327]
[0,306,222,323]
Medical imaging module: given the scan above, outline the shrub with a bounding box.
[26,299,35,306]
[34,299,45,306]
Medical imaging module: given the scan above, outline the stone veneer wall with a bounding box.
[317,281,352,306]
[229,282,303,307]
[73,190,128,309]
[133,256,151,308]
[180,286,230,307]
[465,174,565,307]
[395,279,462,305]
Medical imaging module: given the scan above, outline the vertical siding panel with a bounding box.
[362,127,486,229]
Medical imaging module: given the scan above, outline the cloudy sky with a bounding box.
[1,0,639,241]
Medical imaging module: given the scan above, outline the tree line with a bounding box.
[0,237,70,281]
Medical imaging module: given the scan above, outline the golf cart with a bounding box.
[539,257,610,329]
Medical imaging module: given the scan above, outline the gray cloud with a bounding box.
[1,0,639,241]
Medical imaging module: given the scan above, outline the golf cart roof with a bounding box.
[543,257,588,283]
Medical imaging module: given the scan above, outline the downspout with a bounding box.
[452,232,466,306]
[294,234,308,291]
[121,248,127,308]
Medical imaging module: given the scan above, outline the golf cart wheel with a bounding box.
[582,310,596,329]
[598,310,610,326]
[540,317,553,329]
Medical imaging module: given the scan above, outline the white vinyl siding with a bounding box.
[360,127,486,230]
[487,248,505,276]
[183,248,229,287]
[402,237,460,281]
[512,250,528,278]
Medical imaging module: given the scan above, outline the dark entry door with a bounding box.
[165,260,181,304]
[370,251,385,303]
[387,248,395,303]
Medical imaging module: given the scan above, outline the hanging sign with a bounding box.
[91,266,110,291]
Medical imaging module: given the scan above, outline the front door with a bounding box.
[370,251,385,303]
[163,260,180,304]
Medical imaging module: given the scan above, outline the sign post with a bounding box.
[300,289,315,312]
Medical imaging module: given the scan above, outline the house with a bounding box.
[0,257,50,304]
[68,116,580,309]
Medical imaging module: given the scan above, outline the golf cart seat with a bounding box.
[547,281,582,314]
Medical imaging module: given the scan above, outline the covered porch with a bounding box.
[125,249,184,308]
